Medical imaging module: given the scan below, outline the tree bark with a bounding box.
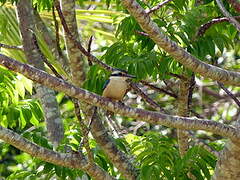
[17,0,64,147]
[0,54,239,142]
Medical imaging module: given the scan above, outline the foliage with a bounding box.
[0,67,42,129]
[129,132,217,180]
[0,0,239,179]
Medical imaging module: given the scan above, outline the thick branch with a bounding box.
[213,141,240,179]
[121,0,240,86]
[0,54,239,141]
[0,126,115,180]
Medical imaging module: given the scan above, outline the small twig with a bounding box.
[196,139,220,158]
[74,100,94,163]
[52,5,63,57]
[54,0,179,116]
[87,36,93,66]
[135,30,149,37]
[54,0,113,71]
[0,43,23,51]
[30,30,63,79]
[188,74,196,111]
[197,16,240,36]
[169,73,187,80]
[54,0,171,113]
[217,82,240,107]
[146,0,173,14]
[216,0,240,32]
[190,110,204,119]
[140,80,178,98]
[31,29,94,162]
[130,82,166,113]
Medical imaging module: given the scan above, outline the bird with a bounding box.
[102,69,135,136]
[102,69,136,101]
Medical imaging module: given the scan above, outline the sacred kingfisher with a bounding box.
[102,70,136,101]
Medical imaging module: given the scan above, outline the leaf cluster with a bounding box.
[130,132,217,180]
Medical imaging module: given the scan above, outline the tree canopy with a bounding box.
[0,0,240,179]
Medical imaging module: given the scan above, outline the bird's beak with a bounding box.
[125,74,136,78]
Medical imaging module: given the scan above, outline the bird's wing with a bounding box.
[102,79,110,91]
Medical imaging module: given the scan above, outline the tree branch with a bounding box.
[217,82,240,107]
[0,43,23,50]
[0,53,239,142]
[146,0,173,14]
[216,0,240,32]
[121,0,240,86]
[140,80,178,98]
[197,16,240,36]
[54,0,113,72]
[0,126,115,180]
[130,82,166,112]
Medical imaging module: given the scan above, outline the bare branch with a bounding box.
[0,43,23,50]
[135,30,149,36]
[146,0,173,14]
[31,31,64,79]
[52,5,62,58]
[54,0,113,72]
[140,80,178,98]
[216,0,240,31]
[87,36,93,66]
[130,82,166,112]
[0,54,239,141]
[217,82,240,107]
[0,126,115,180]
[197,16,240,36]
[121,0,240,86]
[73,100,94,163]
[195,140,220,158]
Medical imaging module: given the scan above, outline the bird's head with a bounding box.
[110,69,136,80]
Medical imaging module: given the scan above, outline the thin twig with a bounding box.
[52,5,63,57]
[31,29,94,162]
[195,140,220,158]
[188,73,196,111]
[135,30,149,37]
[140,80,178,98]
[130,82,167,113]
[197,16,240,36]
[216,0,240,32]
[30,29,63,79]
[87,36,93,66]
[54,0,169,114]
[169,73,187,80]
[0,43,23,51]
[146,0,173,14]
[217,82,240,107]
[73,100,94,163]
[54,0,113,71]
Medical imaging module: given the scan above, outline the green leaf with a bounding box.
[15,79,25,98]
[19,109,27,129]
[30,113,39,126]
[21,75,32,95]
